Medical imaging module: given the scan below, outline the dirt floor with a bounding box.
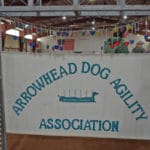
[7,134,150,150]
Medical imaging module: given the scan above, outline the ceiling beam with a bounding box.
[73,0,80,5]
[28,0,33,6]
[117,0,125,6]
[0,5,149,16]
[0,0,4,6]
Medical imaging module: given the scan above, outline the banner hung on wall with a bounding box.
[2,53,150,139]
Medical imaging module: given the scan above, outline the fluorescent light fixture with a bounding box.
[25,24,29,28]
[24,34,33,40]
[16,27,24,31]
[123,15,127,19]
[37,38,41,42]
[6,29,19,37]
[92,20,95,25]
[92,27,95,30]
[50,34,53,37]
[142,29,150,33]
[89,0,96,2]
[62,16,66,20]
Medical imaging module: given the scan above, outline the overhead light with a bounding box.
[24,34,33,40]
[0,22,4,24]
[92,27,95,30]
[89,0,96,2]
[6,29,19,37]
[16,27,24,31]
[50,34,53,37]
[37,38,41,42]
[92,20,95,25]
[142,29,150,33]
[145,20,148,25]
[62,16,66,20]
[25,24,29,28]
[123,15,127,19]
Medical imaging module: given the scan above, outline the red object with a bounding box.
[62,32,64,36]
[63,39,74,50]
[36,44,39,48]
[115,41,120,46]
[32,27,37,33]
[124,42,129,47]
[27,39,32,45]
[123,31,129,38]
[109,44,115,49]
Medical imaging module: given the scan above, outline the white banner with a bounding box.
[2,53,150,139]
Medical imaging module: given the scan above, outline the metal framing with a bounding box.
[0,0,149,16]
[0,19,7,150]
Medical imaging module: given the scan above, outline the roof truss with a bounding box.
[0,0,149,16]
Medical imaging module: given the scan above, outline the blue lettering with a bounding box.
[111,121,119,132]
[68,62,77,74]
[26,85,37,97]
[110,78,121,91]
[62,119,71,130]
[59,66,68,78]
[72,119,81,130]
[102,120,111,131]
[42,73,53,85]
[12,105,23,116]
[54,119,61,129]
[90,120,99,131]
[49,68,60,81]
[83,120,91,130]
[20,92,31,103]
[100,68,111,79]
[15,98,27,109]
[47,118,54,129]
[32,77,46,91]
[39,119,47,129]
[91,64,101,76]
[81,61,90,73]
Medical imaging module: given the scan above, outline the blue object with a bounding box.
[13,36,18,40]
[54,45,59,49]
[57,32,61,36]
[144,34,148,40]
[90,30,96,36]
[130,39,134,45]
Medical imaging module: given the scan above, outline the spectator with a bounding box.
[132,41,145,53]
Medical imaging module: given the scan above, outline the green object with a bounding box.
[104,37,129,54]
[18,23,25,29]
[38,28,43,34]
[21,38,26,44]
[46,44,50,49]
[82,31,86,36]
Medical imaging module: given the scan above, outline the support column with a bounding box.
[117,0,125,6]
[117,0,126,20]
[73,0,81,16]
[0,0,4,6]
[0,19,7,150]
[28,0,33,6]
[34,0,42,6]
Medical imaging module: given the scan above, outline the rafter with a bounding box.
[0,4,149,16]
[0,0,4,6]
